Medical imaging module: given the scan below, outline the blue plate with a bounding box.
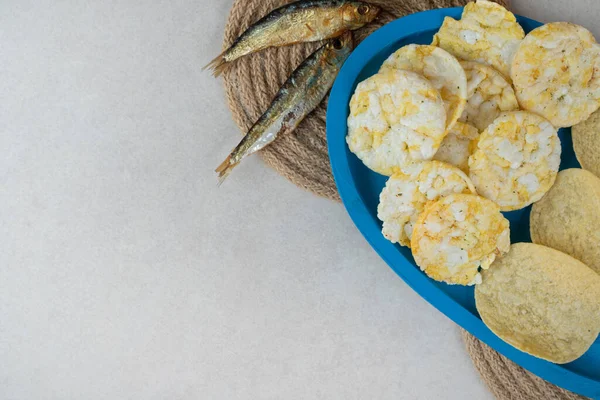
[326,7,600,399]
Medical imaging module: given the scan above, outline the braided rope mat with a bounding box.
[220,0,588,398]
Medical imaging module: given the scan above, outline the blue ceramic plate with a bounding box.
[326,7,600,399]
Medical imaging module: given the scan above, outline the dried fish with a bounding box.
[216,32,353,183]
[204,0,378,76]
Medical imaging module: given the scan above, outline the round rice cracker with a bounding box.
[459,61,519,131]
[468,111,561,211]
[411,194,510,286]
[346,70,447,176]
[377,160,476,247]
[431,0,524,77]
[476,243,600,364]
[433,121,479,173]
[380,44,467,131]
[573,107,600,178]
[530,168,600,275]
[511,22,600,128]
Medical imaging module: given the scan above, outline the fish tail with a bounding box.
[215,154,239,186]
[203,51,230,77]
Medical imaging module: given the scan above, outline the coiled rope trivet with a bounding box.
[221,0,588,398]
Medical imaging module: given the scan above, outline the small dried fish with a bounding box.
[216,32,353,183]
[204,0,378,76]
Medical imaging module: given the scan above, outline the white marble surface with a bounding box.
[1,1,596,399]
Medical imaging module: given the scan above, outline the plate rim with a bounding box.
[326,7,600,398]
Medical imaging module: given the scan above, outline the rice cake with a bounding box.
[459,61,519,131]
[511,22,600,127]
[380,44,467,131]
[411,193,510,286]
[346,70,447,175]
[432,0,524,77]
[433,121,480,173]
[377,160,476,247]
[468,111,561,211]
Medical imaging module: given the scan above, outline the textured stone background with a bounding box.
[1,0,598,398]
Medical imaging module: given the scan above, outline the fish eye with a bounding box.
[357,4,369,15]
[332,38,343,49]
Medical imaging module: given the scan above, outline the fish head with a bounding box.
[342,2,381,28]
[327,31,353,63]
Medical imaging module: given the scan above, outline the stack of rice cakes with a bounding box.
[346,0,600,364]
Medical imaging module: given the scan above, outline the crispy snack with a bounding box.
[459,61,519,131]
[411,194,510,286]
[377,161,476,247]
[476,243,600,364]
[573,108,600,178]
[380,44,467,131]
[434,121,480,173]
[431,0,524,77]
[346,70,447,175]
[530,169,600,275]
[511,22,600,127]
[468,111,561,211]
